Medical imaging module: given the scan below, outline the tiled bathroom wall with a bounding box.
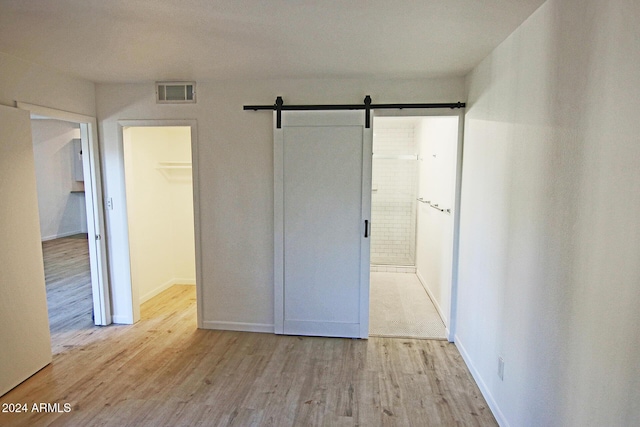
[371,120,418,266]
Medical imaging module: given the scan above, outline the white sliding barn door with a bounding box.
[274,111,372,338]
[0,104,52,396]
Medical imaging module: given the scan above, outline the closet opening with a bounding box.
[122,126,198,323]
[369,114,461,341]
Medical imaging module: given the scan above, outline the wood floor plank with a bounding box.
[0,237,497,426]
[41,235,94,348]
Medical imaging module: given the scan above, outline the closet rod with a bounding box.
[243,96,465,128]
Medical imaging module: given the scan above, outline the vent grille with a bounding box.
[156,82,196,104]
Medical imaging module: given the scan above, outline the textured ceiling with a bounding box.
[0,0,545,83]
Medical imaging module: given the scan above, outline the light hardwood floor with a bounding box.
[0,239,497,426]
[41,235,95,354]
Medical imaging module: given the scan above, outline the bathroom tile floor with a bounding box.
[369,272,447,340]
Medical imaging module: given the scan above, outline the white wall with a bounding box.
[415,117,459,328]
[458,0,640,426]
[97,77,464,329]
[31,119,87,240]
[123,126,195,304]
[0,52,96,115]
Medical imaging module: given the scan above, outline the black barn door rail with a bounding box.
[243,96,465,128]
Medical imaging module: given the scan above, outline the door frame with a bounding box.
[114,120,202,326]
[273,110,372,338]
[372,108,465,342]
[17,101,112,326]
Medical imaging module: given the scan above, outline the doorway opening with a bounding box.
[369,114,461,341]
[31,118,94,343]
[122,126,198,322]
[18,102,111,339]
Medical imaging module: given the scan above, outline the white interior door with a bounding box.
[0,104,52,396]
[274,110,372,338]
[80,122,111,325]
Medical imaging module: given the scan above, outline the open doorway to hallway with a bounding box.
[369,115,460,340]
[29,112,110,355]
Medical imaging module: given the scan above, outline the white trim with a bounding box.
[111,314,134,325]
[284,320,360,338]
[139,279,175,305]
[139,279,198,305]
[202,321,274,334]
[455,335,509,427]
[188,122,203,328]
[173,278,196,285]
[448,111,466,342]
[16,101,112,326]
[360,121,373,339]
[416,269,449,329]
[16,102,96,123]
[273,112,284,334]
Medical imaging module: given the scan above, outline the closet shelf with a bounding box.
[372,154,418,160]
[156,161,192,181]
[157,161,191,169]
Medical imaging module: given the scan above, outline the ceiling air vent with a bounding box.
[156,81,196,104]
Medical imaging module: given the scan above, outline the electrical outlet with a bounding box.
[498,356,505,381]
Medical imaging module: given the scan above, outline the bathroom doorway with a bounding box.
[369,114,462,341]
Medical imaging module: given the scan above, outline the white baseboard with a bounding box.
[111,314,134,325]
[172,278,196,285]
[455,334,509,427]
[41,230,86,241]
[416,269,448,327]
[139,277,196,304]
[201,321,274,334]
[139,278,174,304]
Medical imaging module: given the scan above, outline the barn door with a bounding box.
[274,110,372,338]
